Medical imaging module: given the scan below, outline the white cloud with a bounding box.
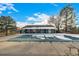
[16,22,31,28]
[0,6,7,11]
[8,11,12,14]
[0,11,2,14]
[7,4,18,12]
[76,13,79,25]
[16,13,56,28]
[3,3,18,12]
[16,13,50,28]
[26,13,50,24]
[34,19,49,25]
[51,3,58,7]
[27,17,36,21]
[76,25,79,27]
[0,3,18,14]
[76,13,79,19]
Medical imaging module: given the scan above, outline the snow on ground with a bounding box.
[54,33,79,40]
[24,33,78,40]
[54,35,72,40]
[0,33,79,41]
[64,34,79,38]
[23,33,79,40]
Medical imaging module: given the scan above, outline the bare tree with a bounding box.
[59,4,76,33]
[0,16,16,36]
[48,16,60,32]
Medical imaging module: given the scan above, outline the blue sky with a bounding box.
[0,3,79,27]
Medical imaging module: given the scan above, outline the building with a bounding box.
[22,25,56,33]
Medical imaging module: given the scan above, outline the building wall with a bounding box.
[23,29,55,33]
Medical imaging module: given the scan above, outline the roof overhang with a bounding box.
[22,25,57,30]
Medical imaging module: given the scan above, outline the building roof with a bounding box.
[16,27,22,30]
[22,25,57,30]
[23,25,55,28]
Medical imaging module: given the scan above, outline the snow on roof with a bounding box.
[22,25,57,29]
[23,25,55,28]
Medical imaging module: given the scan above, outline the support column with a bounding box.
[48,29,51,33]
